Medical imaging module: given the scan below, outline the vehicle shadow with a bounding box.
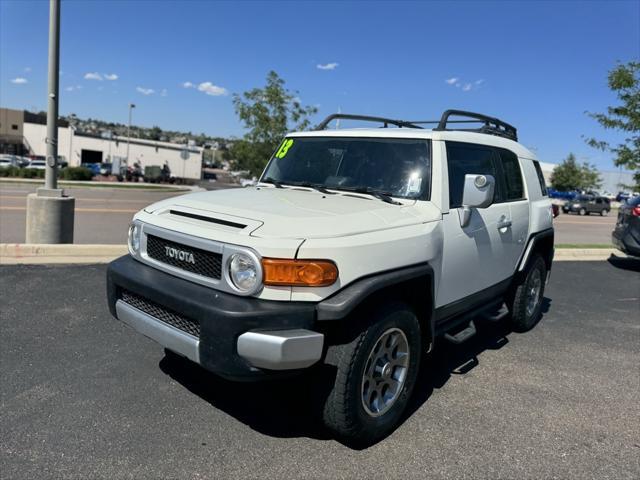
[159,297,552,449]
[607,254,640,272]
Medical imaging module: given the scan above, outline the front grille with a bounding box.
[120,290,200,338]
[146,234,222,279]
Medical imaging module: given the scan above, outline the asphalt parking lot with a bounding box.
[0,182,619,245]
[1,259,639,479]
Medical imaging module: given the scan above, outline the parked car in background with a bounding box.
[99,163,113,176]
[27,159,47,170]
[0,155,19,168]
[562,194,611,216]
[612,196,640,257]
[83,163,101,176]
[616,191,632,203]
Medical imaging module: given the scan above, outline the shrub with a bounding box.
[59,166,93,181]
[19,168,45,179]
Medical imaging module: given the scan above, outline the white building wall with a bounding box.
[23,123,202,179]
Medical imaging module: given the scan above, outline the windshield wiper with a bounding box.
[333,186,401,205]
[288,181,335,194]
[261,176,283,188]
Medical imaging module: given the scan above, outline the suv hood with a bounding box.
[144,187,440,239]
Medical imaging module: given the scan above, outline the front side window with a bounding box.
[446,142,499,208]
[261,137,431,200]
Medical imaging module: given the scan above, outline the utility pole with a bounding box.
[126,103,135,165]
[25,0,75,244]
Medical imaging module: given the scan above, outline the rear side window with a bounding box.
[496,149,524,201]
[532,161,548,196]
[446,142,499,208]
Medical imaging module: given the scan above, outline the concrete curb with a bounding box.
[553,248,621,261]
[0,244,627,265]
[0,244,127,264]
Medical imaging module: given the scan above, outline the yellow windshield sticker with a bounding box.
[275,139,294,158]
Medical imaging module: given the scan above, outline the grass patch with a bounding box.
[555,243,613,249]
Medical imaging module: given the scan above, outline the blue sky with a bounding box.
[1,0,638,170]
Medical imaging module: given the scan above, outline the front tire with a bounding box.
[323,302,421,445]
[507,254,547,332]
[579,208,587,216]
[601,209,609,216]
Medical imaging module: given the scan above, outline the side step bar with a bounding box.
[444,320,477,344]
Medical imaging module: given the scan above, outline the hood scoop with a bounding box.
[169,209,247,229]
[155,205,263,236]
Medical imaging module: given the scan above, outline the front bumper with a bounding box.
[107,255,322,380]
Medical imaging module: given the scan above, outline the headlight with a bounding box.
[572,203,580,208]
[228,253,259,293]
[128,223,141,255]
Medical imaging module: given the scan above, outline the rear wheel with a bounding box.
[507,254,547,332]
[601,209,609,216]
[323,302,421,445]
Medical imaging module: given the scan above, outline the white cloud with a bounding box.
[197,82,228,96]
[182,81,195,88]
[136,86,155,95]
[160,88,168,97]
[475,79,484,85]
[445,77,458,85]
[104,73,118,81]
[24,67,32,73]
[65,85,83,92]
[317,62,339,71]
[84,72,103,81]
[462,83,472,92]
[11,77,28,84]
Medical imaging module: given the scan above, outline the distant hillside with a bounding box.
[27,110,232,147]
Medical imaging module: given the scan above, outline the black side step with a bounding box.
[444,320,477,344]
[481,304,510,322]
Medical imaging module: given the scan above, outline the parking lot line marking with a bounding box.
[0,206,137,213]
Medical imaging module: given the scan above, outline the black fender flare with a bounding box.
[315,263,435,347]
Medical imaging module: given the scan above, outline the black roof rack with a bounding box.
[316,110,517,141]
[424,110,517,141]
[317,113,423,130]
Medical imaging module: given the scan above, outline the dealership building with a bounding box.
[0,108,203,179]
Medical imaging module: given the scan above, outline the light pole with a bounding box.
[25,0,75,244]
[126,103,135,166]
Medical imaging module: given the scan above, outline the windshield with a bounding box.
[261,137,431,200]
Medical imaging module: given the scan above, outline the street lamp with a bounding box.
[126,103,136,165]
[25,0,75,244]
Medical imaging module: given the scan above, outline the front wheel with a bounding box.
[579,208,587,216]
[322,302,421,445]
[507,254,547,332]
[601,209,609,216]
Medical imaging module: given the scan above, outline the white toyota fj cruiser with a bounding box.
[107,110,554,443]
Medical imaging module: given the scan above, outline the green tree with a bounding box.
[550,153,602,191]
[230,71,317,176]
[586,61,640,188]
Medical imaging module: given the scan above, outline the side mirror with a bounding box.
[459,174,495,227]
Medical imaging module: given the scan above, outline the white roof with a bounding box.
[289,128,537,160]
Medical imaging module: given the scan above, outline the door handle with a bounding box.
[497,216,512,229]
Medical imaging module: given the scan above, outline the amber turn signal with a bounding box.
[262,258,338,287]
